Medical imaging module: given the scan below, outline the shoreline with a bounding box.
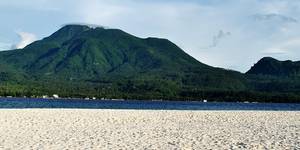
[0,97,299,111]
[0,96,296,104]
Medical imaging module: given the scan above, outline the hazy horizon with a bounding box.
[1,0,300,72]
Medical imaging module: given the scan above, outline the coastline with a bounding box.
[0,97,299,111]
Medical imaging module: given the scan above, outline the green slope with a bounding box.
[1,25,203,77]
[246,57,300,98]
[1,24,299,102]
[0,24,246,87]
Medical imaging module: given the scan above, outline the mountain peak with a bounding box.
[59,24,110,32]
[1,24,210,79]
[45,24,92,42]
[246,57,300,76]
[260,57,278,61]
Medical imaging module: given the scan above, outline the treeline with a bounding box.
[1,78,299,103]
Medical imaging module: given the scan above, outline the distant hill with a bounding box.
[0,25,299,102]
[247,57,300,77]
[245,57,300,102]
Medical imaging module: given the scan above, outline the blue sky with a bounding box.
[1,0,300,72]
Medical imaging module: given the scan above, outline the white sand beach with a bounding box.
[0,109,299,149]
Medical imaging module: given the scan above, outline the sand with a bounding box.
[0,109,299,149]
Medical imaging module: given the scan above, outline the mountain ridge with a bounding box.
[246,57,300,76]
[0,24,299,102]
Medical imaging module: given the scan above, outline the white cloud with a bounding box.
[261,38,300,59]
[262,48,288,55]
[211,30,231,48]
[199,30,231,49]
[12,31,37,49]
[253,13,297,23]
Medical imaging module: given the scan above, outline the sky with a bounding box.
[1,0,300,72]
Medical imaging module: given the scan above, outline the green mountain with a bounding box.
[0,25,299,102]
[246,57,300,77]
[245,57,300,102]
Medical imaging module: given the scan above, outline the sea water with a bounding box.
[0,98,299,110]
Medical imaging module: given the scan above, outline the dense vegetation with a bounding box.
[0,25,299,103]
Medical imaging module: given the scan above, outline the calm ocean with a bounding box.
[0,98,299,110]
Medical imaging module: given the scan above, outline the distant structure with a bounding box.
[203,99,208,103]
[53,94,59,99]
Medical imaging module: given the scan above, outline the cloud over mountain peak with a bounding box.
[12,31,37,49]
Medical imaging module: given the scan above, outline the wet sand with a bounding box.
[0,109,299,149]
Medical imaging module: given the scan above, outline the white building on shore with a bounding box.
[53,94,59,99]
